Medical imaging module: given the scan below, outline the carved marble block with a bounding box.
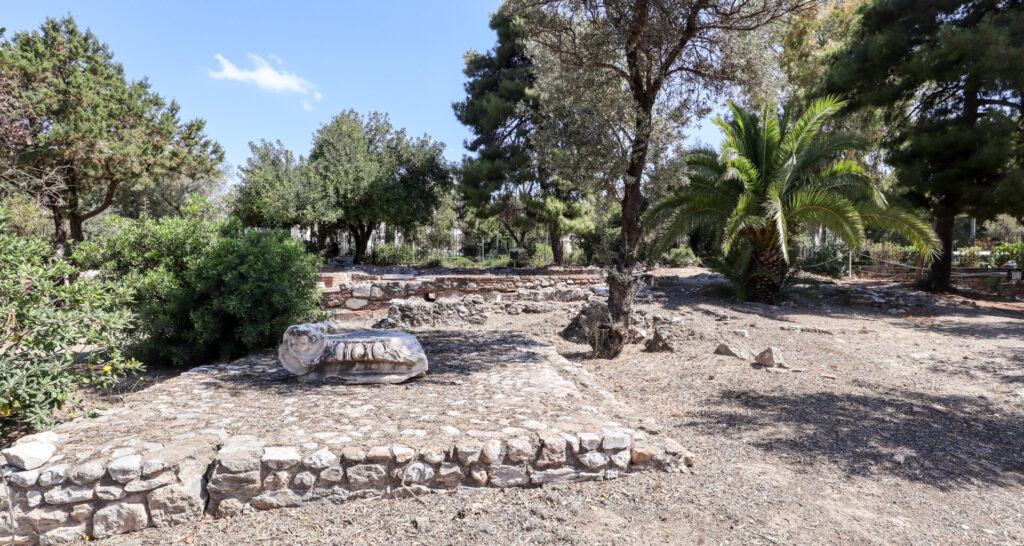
[278,323,428,384]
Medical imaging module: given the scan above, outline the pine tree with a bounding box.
[823,0,1024,288]
[1,16,223,257]
[454,6,589,266]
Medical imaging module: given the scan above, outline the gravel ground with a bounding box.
[98,269,1024,545]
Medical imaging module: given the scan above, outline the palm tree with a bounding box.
[646,97,937,304]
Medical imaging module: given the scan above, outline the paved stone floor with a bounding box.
[3,330,689,544]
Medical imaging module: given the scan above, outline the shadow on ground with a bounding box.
[688,387,1024,489]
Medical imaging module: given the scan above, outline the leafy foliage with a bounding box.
[81,201,323,366]
[0,210,139,436]
[454,6,592,264]
[993,242,1024,267]
[0,16,223,255]
[661,246,702,268]
[798,241,847,278]
[822,0,1024,287]
[371,243,416,266]
[646,98,937,303]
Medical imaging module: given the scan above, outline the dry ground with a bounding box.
[98,268,1024,545]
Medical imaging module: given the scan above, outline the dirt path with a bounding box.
[102,271,1024,545]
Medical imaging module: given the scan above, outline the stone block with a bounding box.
[279,325,428,384]
[92,500,149,538]
[2,441,56,470]
[207,470,261,496]
[489,466,529,487]
[346,464,387,488]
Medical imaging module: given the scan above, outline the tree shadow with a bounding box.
[208,328,548,396]
[688,388,1024,489]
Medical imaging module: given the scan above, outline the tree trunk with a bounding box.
[69,213,84,243]
[931,215,955,290]
[599,109,652,358]
[748,246,783,304]
[51,206,69,260]
[550,225,564,266]
[351,225,373,265]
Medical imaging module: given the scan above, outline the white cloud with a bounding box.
[313,91,324,101]
[301,100,314,111]
[209,53,316,95]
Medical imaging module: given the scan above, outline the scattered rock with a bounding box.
[715,343,749,360]
[755,347,787,368]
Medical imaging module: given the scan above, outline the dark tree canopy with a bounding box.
[822,0,1024,287]
[0,16,223,257]
[454,6,590,265]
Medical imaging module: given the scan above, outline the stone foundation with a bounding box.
[1,332,690,544]
[318,269,606,316]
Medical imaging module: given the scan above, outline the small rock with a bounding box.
[43,485,94,505]
[893,453,906,465]
[505,437,534,463]
[95,484,127,501]
[392,445,416,464]
[755,347,787,368]
[340,447,366,463]
[480,439,503,464]
[601,431,630,450]
[396,461,434,484]
[10,469,40,488]
[346,464,387,487]
[577,451,609,469]
[366,446,392,462]
[293,471,316,488]
[469,468,488,485]
[412,516,429,531]
[68,462,105,486]
[715,343,749,360]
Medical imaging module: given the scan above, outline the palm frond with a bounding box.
[858,204,940,259]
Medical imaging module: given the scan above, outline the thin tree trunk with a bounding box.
[550,224,564,266]
[931,215,955,290]
[601,108,652,358]
[51,206,69,260]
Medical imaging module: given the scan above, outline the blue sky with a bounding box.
[4,1,720,178]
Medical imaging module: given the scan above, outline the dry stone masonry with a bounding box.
[1,330,691,544]
[318,268,606,317]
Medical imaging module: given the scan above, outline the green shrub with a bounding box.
[447,256,476,268]
[370,242,415,265]
[957,246,984,268]
[799,242,847,278]
[179,228,323,362]
[993,242,1024,267]
[0,212,139,436]
[530,244,554,267]
[868,241,918,266]
[83,205,323,366]
[661,246,701,267]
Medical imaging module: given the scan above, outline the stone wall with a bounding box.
[319,268,606,316]
[2,419,688,545]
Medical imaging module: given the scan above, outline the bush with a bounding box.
[868,241,918,266]
[799,242,847,278]
[180,228,324,362]
[661,246,701,267]
[957,246,984,268]
[83,204,323,366]
[530,244,554,267]
[993,242,1024,267]
[0,212,139,437]
[370,242,415,265]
